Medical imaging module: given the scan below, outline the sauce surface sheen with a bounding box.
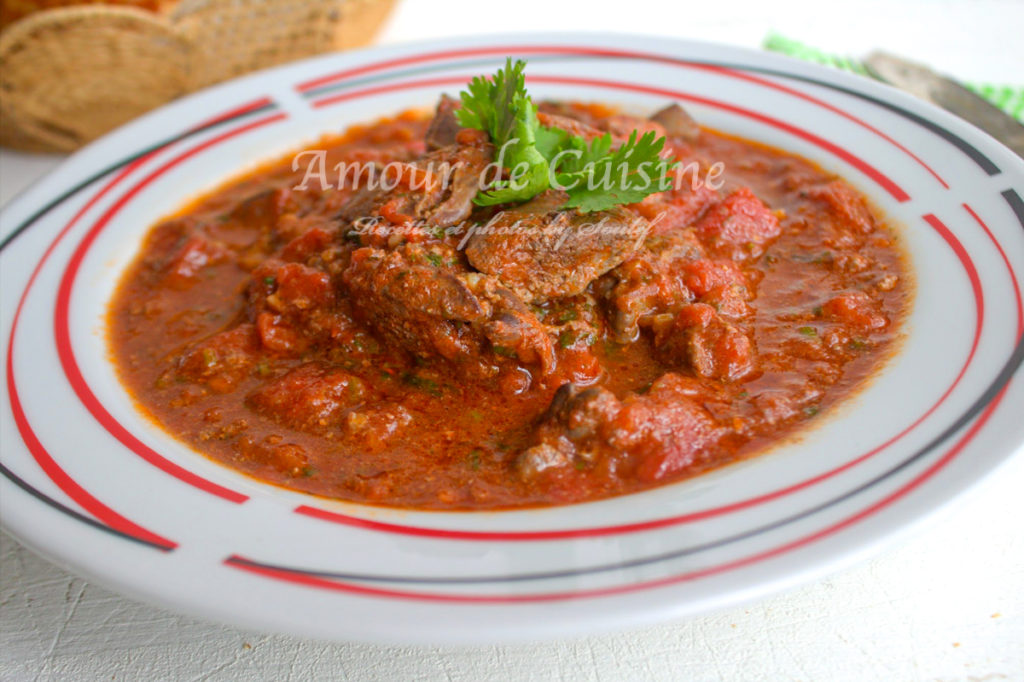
[108,102,910,509]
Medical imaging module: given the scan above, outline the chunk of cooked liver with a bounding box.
[465,191,651,304]
[651,303,757,381]
[649,103,700,142]
[517,373,723,483]
[339,141,493,232]
[342,243,554,375]
[424,94,462,151]
[599,229,705,340]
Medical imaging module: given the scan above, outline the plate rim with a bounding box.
[2,31,1023,644]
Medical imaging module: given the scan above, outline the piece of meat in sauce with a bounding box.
[518,373,723,484]
[601,225,752,339]
[424,94,462,151]
[601,189,765,340]
[339,136,492,238]
[465,190,651,303]
[649,103,701,142]
[650,303,757,382]
[342,242,555,378]
[599,230,756,383]
[598,228,703,341]
[541,102,697,146]
[536,110,605,141]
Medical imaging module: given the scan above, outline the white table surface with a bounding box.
[2,1,1023,679]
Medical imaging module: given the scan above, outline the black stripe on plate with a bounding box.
[0,462,174,552]
[6,56,1021,578]
[300,52,1002,177]
[758,70,1003,176]
[0,101,277,253]
[260,55,1022,586]
[1003,189,1024,224]
[0,101,278,547]
[233,323,1024,586]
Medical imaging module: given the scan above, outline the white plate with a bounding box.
[2,34,1023,645]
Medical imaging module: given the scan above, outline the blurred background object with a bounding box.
[0,0,396,152]
[0,0,172,29]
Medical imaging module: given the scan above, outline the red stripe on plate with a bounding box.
[193,97,275,130]
[530,74,910,202]
[924,214,986,342]
[297,44,945,189]
[5,155,177,549]
[294,209,983,540]
[52,114,290,504]
[227,382,1008,602]
[311,73,909,202]
[964,204,1024,340]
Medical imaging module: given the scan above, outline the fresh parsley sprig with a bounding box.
[455,58,676,213]
[455,59,549,205]
[550,129,675,212]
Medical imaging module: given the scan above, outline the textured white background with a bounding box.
[2,0,1023,679]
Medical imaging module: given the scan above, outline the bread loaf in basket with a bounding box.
[0,0,395,152]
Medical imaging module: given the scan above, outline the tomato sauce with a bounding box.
[108,104,910,509]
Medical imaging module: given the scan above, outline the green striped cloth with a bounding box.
[763,33,1024,122]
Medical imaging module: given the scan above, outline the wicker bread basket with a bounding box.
[0,0,396,152]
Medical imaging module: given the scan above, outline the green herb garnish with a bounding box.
[457,58,551,205]
[550,128,676,212]
[457,59,676,212]
[402,372,442,397]
[556,308,579,324]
